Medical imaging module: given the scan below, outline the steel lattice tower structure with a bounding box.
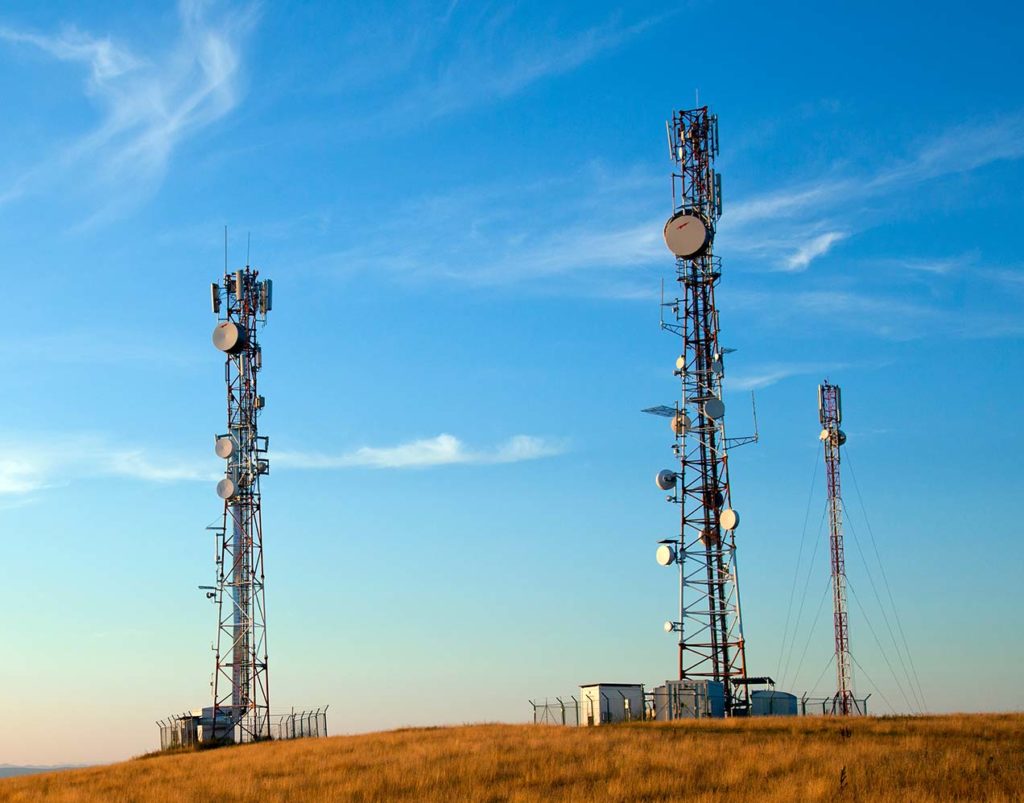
[210,267,273,742]
[818,380,856,715]
[647,106,753,714]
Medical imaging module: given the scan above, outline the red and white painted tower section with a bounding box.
[818,380,857,715]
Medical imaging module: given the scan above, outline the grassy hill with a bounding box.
[1,714,1021,801]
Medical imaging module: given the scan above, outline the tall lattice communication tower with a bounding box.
[209,266,273,742]
[645,106,755,714]
[818,380,857,715]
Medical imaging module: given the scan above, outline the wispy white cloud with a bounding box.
[0,0,256,216]
[881,256,963,275]
[727,116,1024,232]
[985,267,1024,288]
[0,431,565,496]
[728,362,849,391]
[274,433,565,470]
[728,285,1024,341]
[328,10,667,133]
[0,25,140,84]
[303,161,664,290]
[457,220,664,284]
[782,231,848,272]
[720,115,1024,272]
[304,114,1024,294]
[403,15,660,122]
[869,115,1024,189]
[0,329,203,367]
[726,183,852,228]
[0,435,214,496]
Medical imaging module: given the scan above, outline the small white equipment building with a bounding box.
[652,679,725,720]
[578,683,644,726]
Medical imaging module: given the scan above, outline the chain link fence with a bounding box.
[798,696,870,715]
[529,698,581,726]
[531,691,871,725]
[157,708,329,750]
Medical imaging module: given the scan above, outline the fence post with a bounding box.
[616,690,628,722]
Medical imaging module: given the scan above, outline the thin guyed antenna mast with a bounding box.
[818,380,857,715]
[645,105,754,714]
[209,259,274,742]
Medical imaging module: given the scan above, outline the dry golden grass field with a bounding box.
[1,714,1021,802]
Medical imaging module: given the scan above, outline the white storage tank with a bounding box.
[578,683,644,726]
[750,690,798,716]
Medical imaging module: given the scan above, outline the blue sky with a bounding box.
[0,0,1021,764]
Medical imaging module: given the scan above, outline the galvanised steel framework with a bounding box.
[649,107,751,714]
[818,381,856,715]
[210,267,272,742]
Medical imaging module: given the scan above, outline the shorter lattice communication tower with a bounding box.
[209,265,273,742]
[156,249,331,750]
[818,380,858,715]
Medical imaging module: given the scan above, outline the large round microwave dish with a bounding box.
[212,321,248,354]
[663,211,711,258]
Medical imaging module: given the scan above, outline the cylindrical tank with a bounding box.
[751,690,798,716]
